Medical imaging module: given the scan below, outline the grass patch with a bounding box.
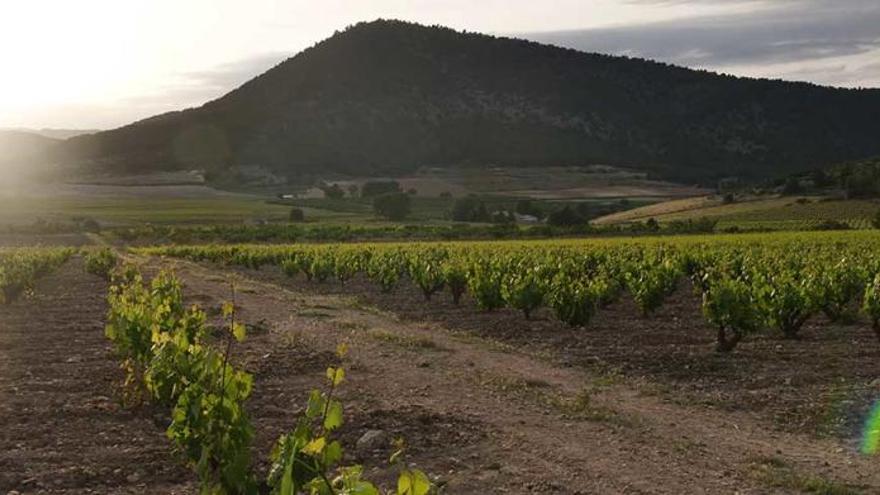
[297,309,334,319]
[334,319,369,331]
[367,329,445,351]
[748,456,863,494]
[0,195,294,225]
[475,372,632,426]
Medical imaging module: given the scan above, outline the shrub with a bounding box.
[814,219,850,231]
[320,183,345,199]
[84,248,118,279]
[515,199,544,219]
[548,275,601,327]
[781,178,803,195]
[442,261,468,304]
[546,206,583,227]
[451,196,489,222]
[863,274,880,342]
[701,278,760,352]
[754,273,817,339]
[467,262,504,311]
[500,263,547,319]
[289,208,305,222]
[373,192,412,221]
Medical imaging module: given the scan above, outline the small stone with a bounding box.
[126,472,141,483]
[356,429,387,452]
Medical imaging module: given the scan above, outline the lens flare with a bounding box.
[861,401,880,455]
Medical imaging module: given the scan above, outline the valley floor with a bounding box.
[3,253,880,493]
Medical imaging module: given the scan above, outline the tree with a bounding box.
[289,208,305,222]
[347,184,359,197]
[491,210,514,224]
[515,199,543,219]
[781,177,802,196]
[451,196,490,222]
[320,183,345,199]
[373,192,411,220]
[811,169,833,188]
[361,180,401,198]
[547,206,583,227]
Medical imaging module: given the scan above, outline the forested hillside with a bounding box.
[52,20,880,184]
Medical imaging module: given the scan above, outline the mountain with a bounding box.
[6,128,101,140]
[51,19,880,184]
[0,130,61,164]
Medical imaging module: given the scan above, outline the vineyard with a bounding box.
[140,231,880,353]
[0,247,73,304]
[103,266,433,494]
[598,196,880,231]
[6,230,880,493]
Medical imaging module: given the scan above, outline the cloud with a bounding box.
[522,0,880,87]
[181,53,288,93]
[119,52,287,116]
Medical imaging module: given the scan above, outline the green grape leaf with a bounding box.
[306,390,325,419]
[232,322,246,342]
[397,469,432,495]
[304,436,326,455]
[350,481,380,495]
[221,301,234,318]
[326,367,345,386]
[324,400,343,431]
[324,439,343,465]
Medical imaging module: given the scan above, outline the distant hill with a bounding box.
[6,128,101,140]
[49,19,880,184]
[0,130,60,164]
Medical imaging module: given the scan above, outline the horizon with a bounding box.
[2,0,878,130]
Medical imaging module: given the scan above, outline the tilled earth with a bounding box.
[4,255,880,494]
[243,267,880,440]
[0,258,194,494]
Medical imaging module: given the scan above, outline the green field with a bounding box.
[0,196,298,225]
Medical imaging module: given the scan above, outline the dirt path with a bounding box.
[0,258,194,494]
[142,256,880,494]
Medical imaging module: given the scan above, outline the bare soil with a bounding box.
[0,258,194,494]
[151,257,880,493]
[235,266,880,439]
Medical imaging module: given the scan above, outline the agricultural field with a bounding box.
[0,165,704,231]
[595,195,880,231]
[5,231,880,493]
[0,184,299,226]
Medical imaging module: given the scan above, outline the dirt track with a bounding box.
[3,255,880,494]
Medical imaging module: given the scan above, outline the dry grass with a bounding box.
[592,196,716,224]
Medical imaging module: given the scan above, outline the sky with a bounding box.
[1,0,878,130]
